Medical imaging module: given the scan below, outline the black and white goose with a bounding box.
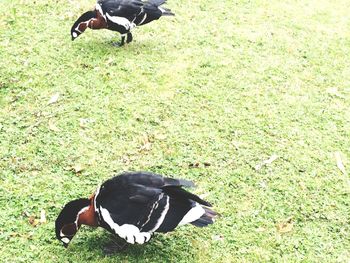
[55,171,217,250]
[71,0,174,46]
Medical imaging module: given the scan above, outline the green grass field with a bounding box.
[1,0,350,262]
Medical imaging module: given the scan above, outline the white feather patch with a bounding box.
[179,203,205,226]
[158,7,166,13]
[138,13,147,25]
[61,237,70,244]
[100,206,151,244]
[148,195,169,232]
[106,13,131,30]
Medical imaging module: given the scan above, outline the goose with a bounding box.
[71,0,174,46]
[55,171,217,252]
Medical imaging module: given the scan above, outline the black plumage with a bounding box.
[95,172,215,236]
[71,0,174,45]
[55,171,217,249]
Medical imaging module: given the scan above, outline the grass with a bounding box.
[1,0,350,261]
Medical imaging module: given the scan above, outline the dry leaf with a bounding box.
[48,119,59,132]
[79,118,88,128]
[48,93,60,105]
[232,140,240,150]
[10,232,19,237]
[154,133,167,140]
[256,227,266,232]
[189,162,200,168]
[72,164,84,173]
[106,58,115,66]
[140,134,152,151]
[79,118,94,128]
[28,216,39,227]
[327,87,343,98]
[335,152,346,175]
[40,210,46,224]
[255,154,278,170]
[189,162,211,168]
[299,181,306,190]
[259,181,268,189]
[212,235,224,241]
[23,211,31,217]
[277,217,293,234]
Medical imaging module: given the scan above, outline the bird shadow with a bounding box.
[72,37,155,57]
[70,229,195,260]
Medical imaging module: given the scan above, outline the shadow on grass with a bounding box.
[75,37,154,56]
[67,230,195,261]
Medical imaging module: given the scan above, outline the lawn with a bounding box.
[0,0,349,262]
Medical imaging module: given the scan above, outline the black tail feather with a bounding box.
[147,0,167,6]
[162,186,212,207]
[191,207,217,227]
[159,8,175,16]
[164,177,195,188]
[145,0,175,16]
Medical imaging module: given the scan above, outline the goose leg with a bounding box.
[103,237,128,255]
[126,32,133,44]
[112,35,126,47]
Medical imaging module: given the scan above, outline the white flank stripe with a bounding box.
[94,186,101,221]
[100,206,151,244]
[106,13,131,30]
[139,13,147,25]
[179,203,205,226]
[158,7,166,13]
[148,196,169,232]
[140,193,163,228]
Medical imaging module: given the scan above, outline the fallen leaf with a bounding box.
[72,164,84,174]
[106,58,115,66]
[79,118,94,128]
[256,227,266,232]
[48,93,60,105]
[154,133,167,140]
[10,232,19,237]
[327,87,344,98]
[40,210,46,224]
[79,118,88,128]
[140,134,152,151]
[48,119,59,132]
[277,217,293,234]
[23,211,31,217]
[189,162,211,168]
[28,216,39,227]
[212,235,224,242]
[334,152,346,175]
[259,181,268,189]
[255,154,278,170]
[189,162,200,168]
[299,181,306,190]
